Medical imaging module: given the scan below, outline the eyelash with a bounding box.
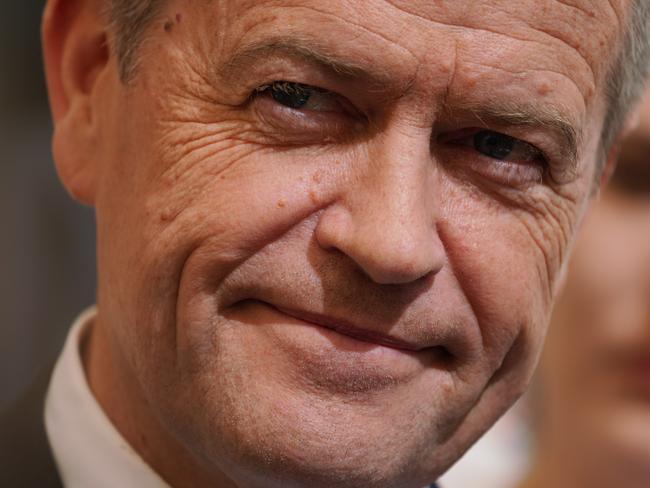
[250,81,362,142]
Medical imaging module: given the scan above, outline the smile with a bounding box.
[271,304,426,352]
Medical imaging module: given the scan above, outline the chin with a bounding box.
[158,338,480,488]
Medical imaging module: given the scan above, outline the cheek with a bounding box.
[438,182,580,366]
[98,119,362,377]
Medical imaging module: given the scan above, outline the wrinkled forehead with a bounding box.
[184,0,626,124]
[156,0,631,165]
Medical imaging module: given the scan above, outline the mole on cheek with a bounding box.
[277,200,287,208]
[160,208,174,222]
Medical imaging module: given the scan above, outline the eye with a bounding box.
[256,81,344,112]
[473,130,545,163]
[440,129,550,186]
[250,80,365,144]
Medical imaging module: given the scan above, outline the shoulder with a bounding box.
[0,361,63,488]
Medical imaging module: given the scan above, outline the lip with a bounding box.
[269,303,428,353]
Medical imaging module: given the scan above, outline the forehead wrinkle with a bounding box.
[383,0,611,94]
[219,3,426,88]
[224,39,363,78]
[461,58,589,114]
[219,36,396,90]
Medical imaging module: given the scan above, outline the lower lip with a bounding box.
[229,301,439,383]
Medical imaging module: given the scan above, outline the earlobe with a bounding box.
[43,0,111,206]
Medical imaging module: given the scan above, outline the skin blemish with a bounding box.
[537,83,552,96]
[163,20,174,33]
[176,13,183,23]
[277,200,286,208]
[309,190,319,204]
[312,173,323,184]
[160,209,174,222]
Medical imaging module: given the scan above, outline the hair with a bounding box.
[106,0,650,159]
[600,0,650,161]
[105,0,166,82]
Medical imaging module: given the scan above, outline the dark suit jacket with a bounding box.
[0,362,63,488]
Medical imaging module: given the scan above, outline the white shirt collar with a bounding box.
[45,306,170,488]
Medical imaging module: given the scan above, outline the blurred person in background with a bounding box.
[519,84,650,488]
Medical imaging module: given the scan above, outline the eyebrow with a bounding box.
[446,101,582,170]
[220,36,395,88]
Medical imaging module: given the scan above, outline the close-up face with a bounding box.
[69,1,627,486]
[539,89,650,484]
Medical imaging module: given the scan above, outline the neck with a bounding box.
[83,316,238,488]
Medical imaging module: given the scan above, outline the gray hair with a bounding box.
[106,0,650,159]
[105,0,166,82]
[601,0,650,161]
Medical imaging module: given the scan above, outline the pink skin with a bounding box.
[42,0,631,487]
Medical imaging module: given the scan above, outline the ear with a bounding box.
[42,0,110,205]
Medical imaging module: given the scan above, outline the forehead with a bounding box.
[179,0,624,126]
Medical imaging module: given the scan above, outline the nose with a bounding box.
[315,130,445,285]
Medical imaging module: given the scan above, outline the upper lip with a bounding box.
[271,303,428,352]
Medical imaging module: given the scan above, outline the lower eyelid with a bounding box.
[437,145,546,186]
[252,96,358,143]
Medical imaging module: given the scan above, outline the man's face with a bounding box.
[90,1,620,486]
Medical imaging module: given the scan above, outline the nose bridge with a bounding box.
[315,126,445,285]
[356,130,433,238]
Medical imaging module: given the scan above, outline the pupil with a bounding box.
[474,131,514,159]
[270,82,311,109]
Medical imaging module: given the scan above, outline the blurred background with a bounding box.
[0,3,96,412]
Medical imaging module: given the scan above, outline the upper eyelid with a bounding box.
[442,105,580,172]
[256,81,364,118]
